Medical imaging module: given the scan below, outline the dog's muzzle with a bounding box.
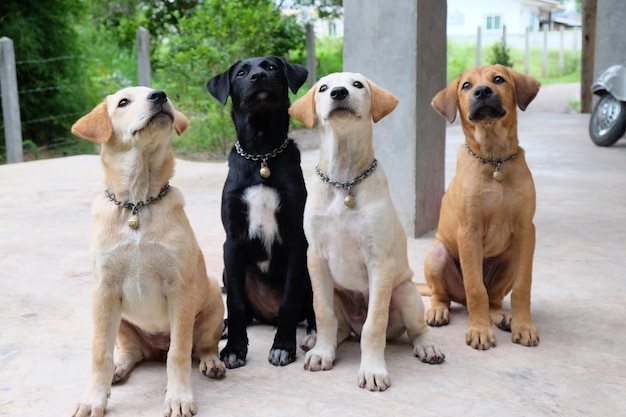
[468,86,506,122]
[328,86,358,118]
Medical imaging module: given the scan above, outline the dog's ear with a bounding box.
[505,66,541,111]
[289,84,317,128]
[207,63,237,105]
[367,79,399,123]
[71,101,112,143]
[174,110,189,136]
[431,80,459,124]
[276,57,308,94]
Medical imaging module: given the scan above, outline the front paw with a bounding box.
[466,324,497,350]
[357,366,391,391]
[220,344,247,369]
[304,346,335,371]
[299,330,317,352]
[199,356,226,378]
[163,395,196,417]
[268,346,296,366]
[413,342,446,364]
[512,322,540,347]
[425,307,449,326]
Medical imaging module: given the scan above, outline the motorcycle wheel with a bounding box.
[589,94,626,147]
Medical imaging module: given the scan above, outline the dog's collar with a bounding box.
[234,137,293,179]
[104,182,170,229]
[315,159,378,208]
[464,143,519,182]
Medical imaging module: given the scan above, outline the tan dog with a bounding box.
[289,72,444,392]
[424,64,541,350]
[71,87,225,417]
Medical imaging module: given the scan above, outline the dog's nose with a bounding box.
[250,71,268,82]
[148,90,168,104]
[330,87,349,101]
[473,86,492,100]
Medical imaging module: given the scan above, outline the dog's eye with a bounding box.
[494,76,505,84]
[267,64,276,71]
[118,99,130,107]
[236,70,246,77]
[319,85,328,93]
[461,82,471,90]
[353,81,364,89]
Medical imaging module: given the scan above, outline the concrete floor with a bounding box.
[1,110,626,417]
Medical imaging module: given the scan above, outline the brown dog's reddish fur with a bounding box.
[424,65,541,350]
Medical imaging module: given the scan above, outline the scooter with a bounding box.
[589,63,626,146]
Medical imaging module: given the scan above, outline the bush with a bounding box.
[489,40,514,68]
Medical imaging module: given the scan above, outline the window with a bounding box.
[486,15,502,31]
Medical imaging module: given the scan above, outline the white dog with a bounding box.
[289,72,445,391]
[71,87,225,417]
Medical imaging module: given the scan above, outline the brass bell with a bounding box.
[344,193,356,208]
[493,170,504,182]
[127,213,139,229]
[260,161,271,178]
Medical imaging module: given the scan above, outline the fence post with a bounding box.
[0,37,23,163]
[524,27,530,75]
[476,26,482,67]
[136,27,151,87]
[559,26,565,71]
[542,28,548,78]
[305,23,317,88]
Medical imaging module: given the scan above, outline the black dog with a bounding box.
[207,56,316,368]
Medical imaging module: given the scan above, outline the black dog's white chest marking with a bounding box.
[243,184,281,272]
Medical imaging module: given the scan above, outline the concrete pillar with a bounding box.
[593,0,626,81]
[343,0,447,237]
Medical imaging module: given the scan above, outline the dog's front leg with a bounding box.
[458,228,497,350]
[72,283,122,417]
[163,292,197,417]
[304,253,337,372]
[357,264,393,391]
[510,223,539,347]
[220,239,249,368]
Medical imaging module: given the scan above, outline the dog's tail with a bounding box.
[415,283,432,297]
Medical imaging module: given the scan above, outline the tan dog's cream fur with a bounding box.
[290,72,444,392]
[424,65,541,350]
[71,87,225,417]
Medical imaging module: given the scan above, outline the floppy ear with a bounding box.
[207,63,237,105]
[505,66,541,111]
[367,78,399,123]
[431,79,459,124]
[174,110,189,136]
[289,84,317,128]
[71,101,112,143]
[276,57,308,94]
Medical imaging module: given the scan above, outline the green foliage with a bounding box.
[0,0,93,150]
[489,41,514,68]
[447,40,477,81]
[315,36,343,76]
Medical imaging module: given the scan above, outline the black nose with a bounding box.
[250,70,268,82]
[330,87,349,101]
[473,86,492,100]
[148,90,167,104]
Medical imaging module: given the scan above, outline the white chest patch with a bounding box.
[243,184,281,272]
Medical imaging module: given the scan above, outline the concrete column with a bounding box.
[343,0,447,237]
[593,0,626,81]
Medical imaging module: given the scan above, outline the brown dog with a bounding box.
[423,65,541,350]
[71,87,225,417]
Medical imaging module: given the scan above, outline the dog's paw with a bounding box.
[163,395,197,417]
[220,345,247,369]
[425,307,449,326]
[268,346,296,366]
[465,325,497,350]
[413,342,446,364]
[512,323,540,347]
[199,356,226,378]
[304,347,335,371]
[357,367,391,391]
[72,391,109,417]
[299,330,317,352]
[490,310,512,331]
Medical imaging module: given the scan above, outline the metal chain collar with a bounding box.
[104,182,171,214]
[315,159,378,193]
[234,137,293,162]
[464,143,520,168]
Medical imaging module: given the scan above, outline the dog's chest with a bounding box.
[243,184,282,271]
